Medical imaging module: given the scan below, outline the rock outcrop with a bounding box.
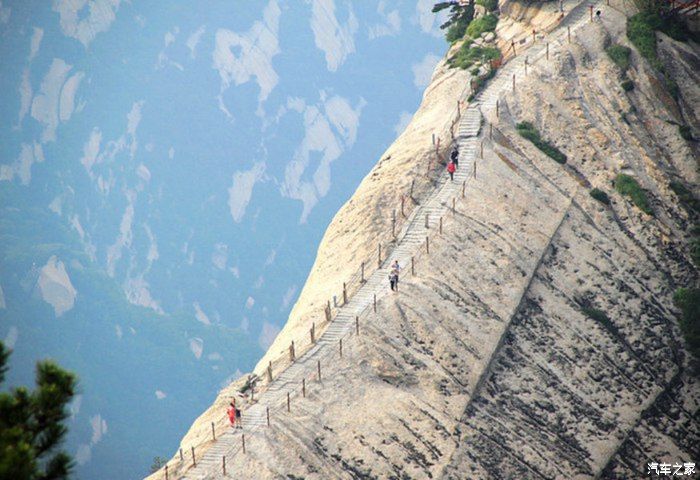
[150,1,699,478]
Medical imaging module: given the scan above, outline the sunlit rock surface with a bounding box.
[153,2,699,479]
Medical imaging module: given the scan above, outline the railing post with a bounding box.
[426,236,429,254]
[267,362,273,383]
[457,100,461,116]
[355,316,359,335]
[339,339,343,358]
[325,302,331,322]
[373,293,377,313]
[462,180,466,198]
[439,217,443,235]
[165,465,169,480]
[532,29,535,44]
[222,456,226,475]
[317,359,322,381]
[490,123,493,139]
[425,213,429,229]
[191,446,196,467]
[287,392,290,412]
[302,378,306,398]
[211,422,216,440]
[266,406,270,426]
[496,100,499,118]
[343,282,347,304]
[524,56,528,75]
[179,448,183,462]
[480,141,483,158]
[473,160,477,180]
[511,39,516,56]
[378,243,382,267]
[361,261,365,282]
[432,133,435,145]
[589,4,593,20]
[401,195,405,217]
[568,26,571,43]
[410,179,415,198]
[310,323,315,344]
[289,341,295,362]
[546,42,549,60]
[512,73,515,91]
[411,256,415,276]
[242,434,246,454]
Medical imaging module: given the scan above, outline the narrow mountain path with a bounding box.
[184,3,598,478]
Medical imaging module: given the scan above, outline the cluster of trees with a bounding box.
[433,1,476,42]
[0,342,77,479]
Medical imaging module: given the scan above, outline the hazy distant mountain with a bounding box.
[0,1,449,477]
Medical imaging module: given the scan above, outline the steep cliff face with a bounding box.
[254,54,470,377]
[151,2,699,478]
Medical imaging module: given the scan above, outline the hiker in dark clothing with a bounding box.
[450,147,459,168]
[389,260,400,292]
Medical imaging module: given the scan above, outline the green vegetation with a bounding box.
[467,67,496,101]
[627,12,661,68]
[590,188,611,205]
[626,11,686,99]
[679,125,693,141]
[434,2,475,43]
[515,121,567,164]
[439,1,500,72]
[0,342,77,480]
[150,457,168,473]
[466,14,498,38]
[673,288,700,361]
[451,43,501,70]
[606,44,632,72]
[476,0,498,11]
[582,306,619,337]
[615,174,653,215]
[621,79,635,91]
[446,14,472,43]
[670,181,700,215]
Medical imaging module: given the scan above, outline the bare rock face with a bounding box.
[34,255,77,317]
[153,3,699,479]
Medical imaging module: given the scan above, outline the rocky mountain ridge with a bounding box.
[150,1,700,478]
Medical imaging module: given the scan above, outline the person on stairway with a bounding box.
[393,261,401,292]
[447,161,456,181]
[451,147,459,168]
[227,400,236,428]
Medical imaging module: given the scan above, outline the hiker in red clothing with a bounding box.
[227,400,236,428]
[447,161,456,181]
